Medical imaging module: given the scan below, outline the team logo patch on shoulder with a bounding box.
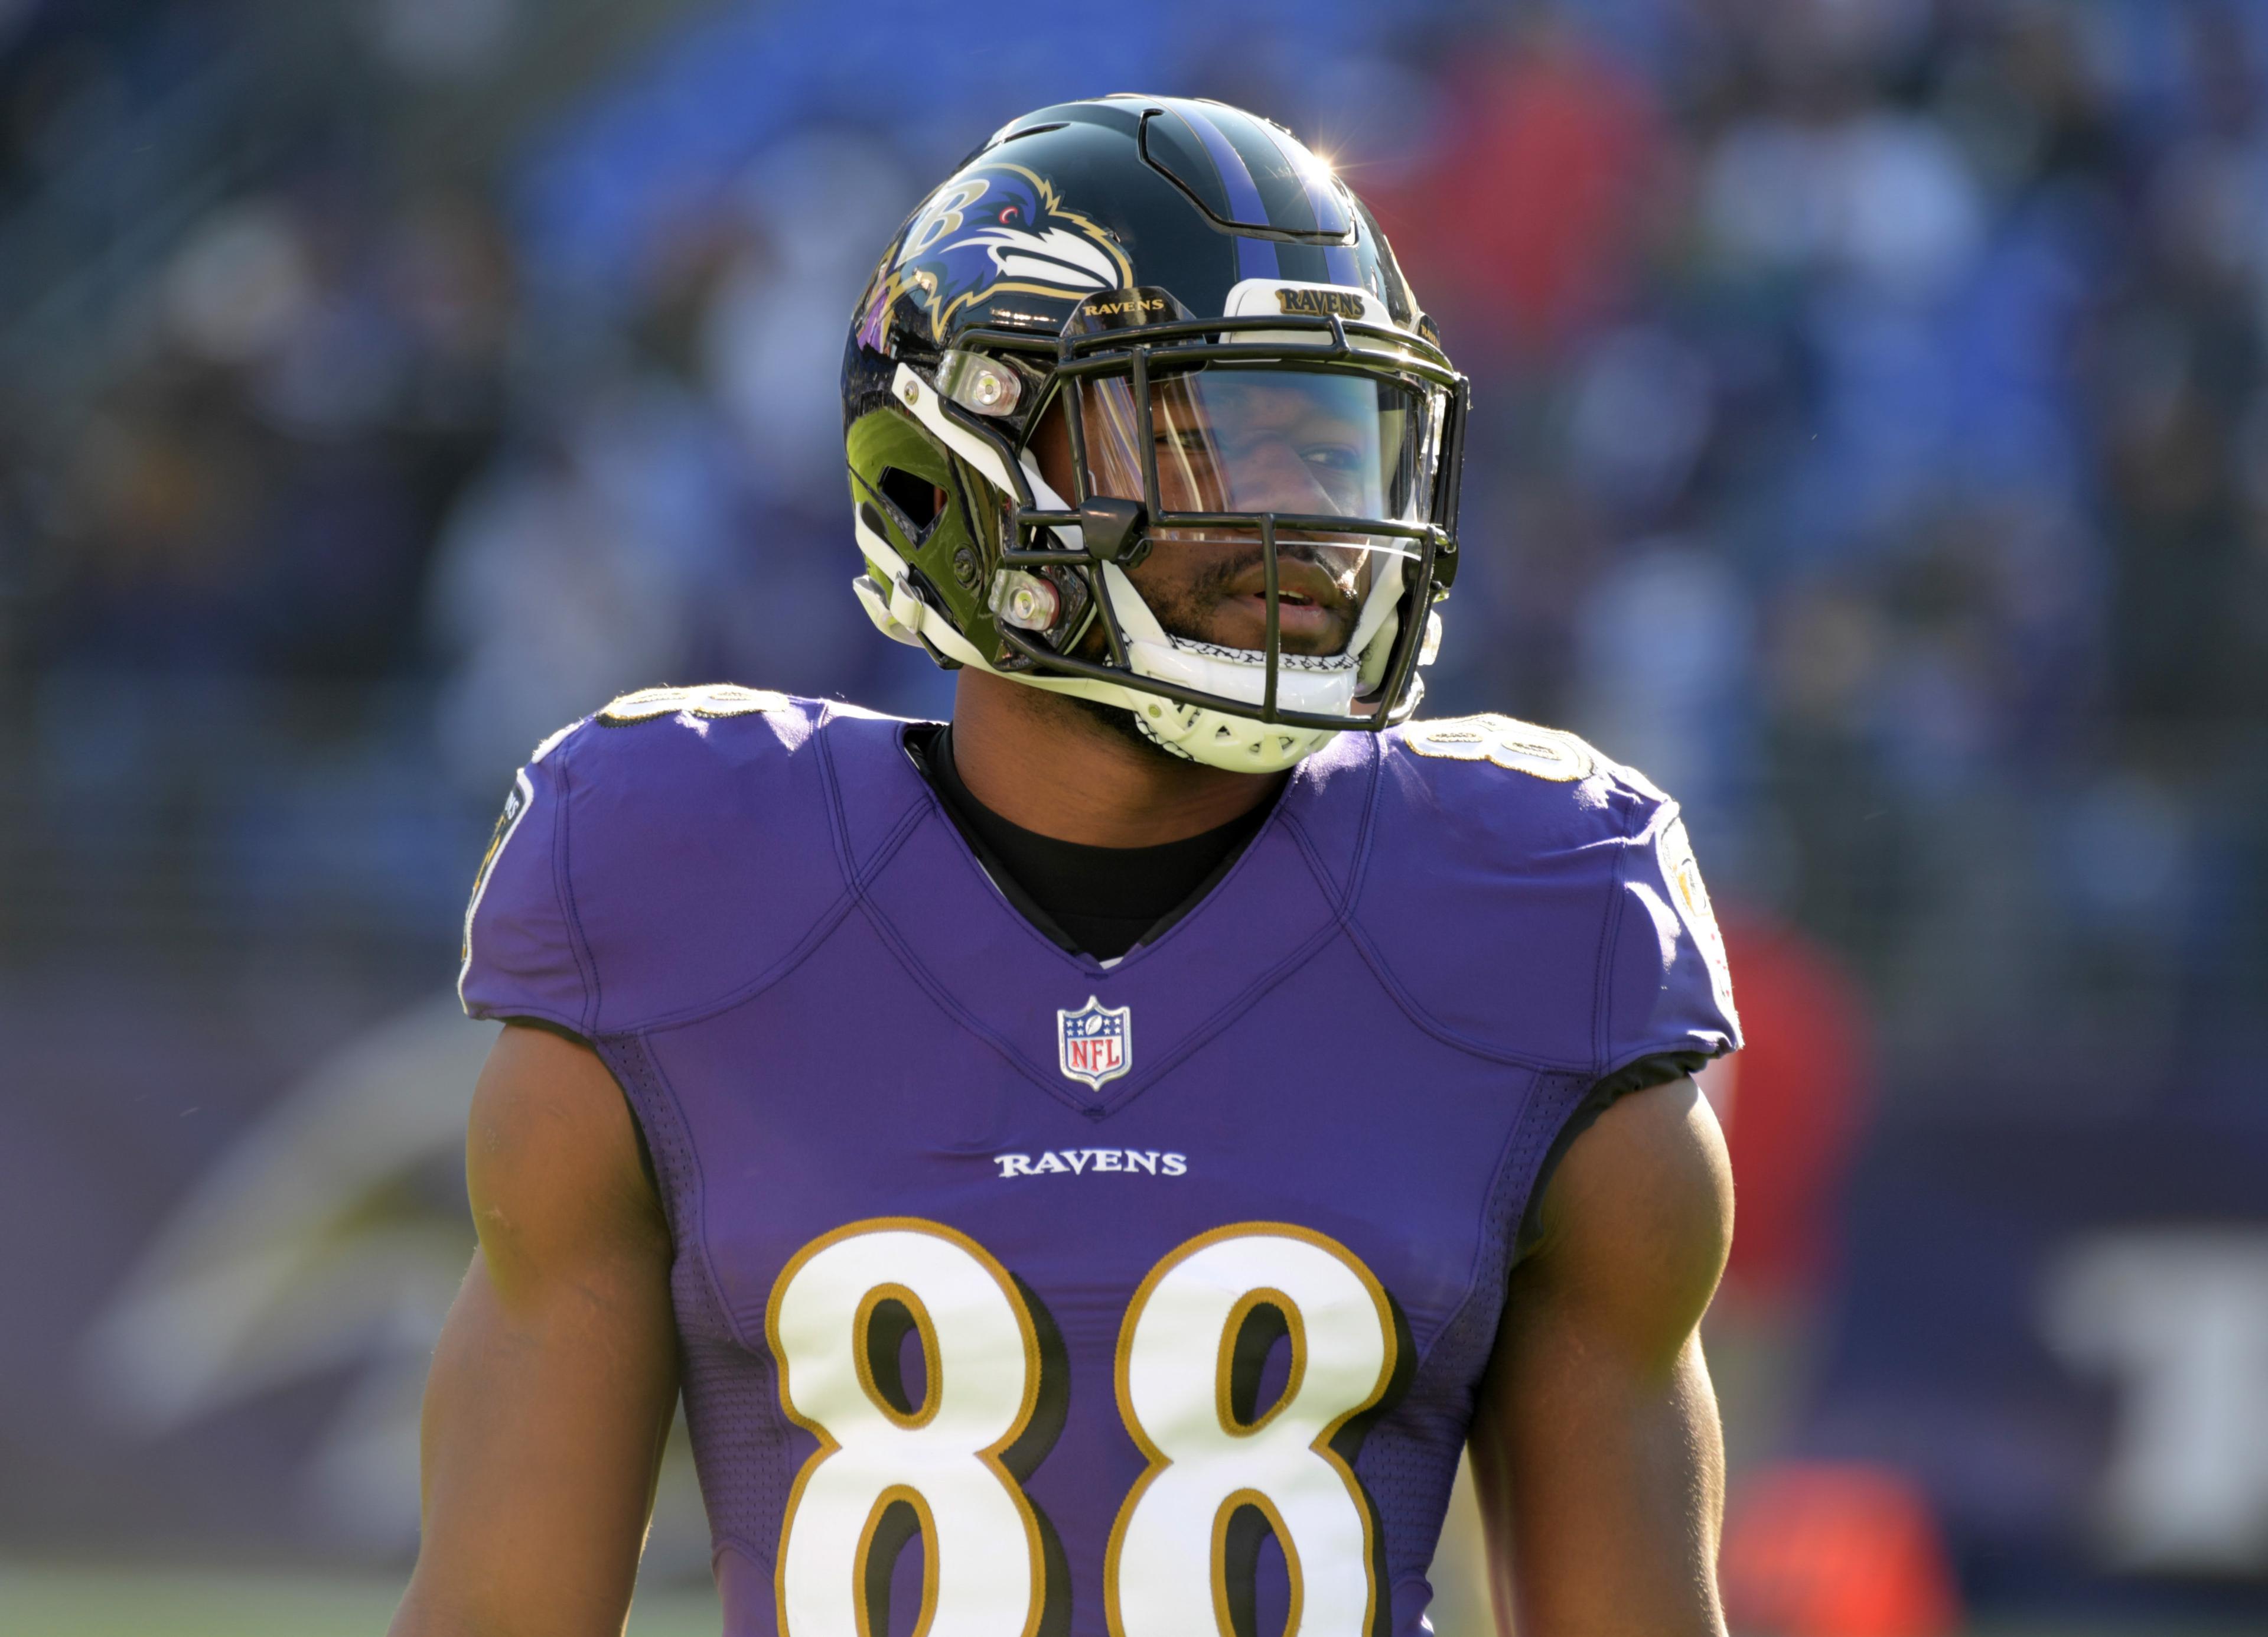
[1403,714,1594,781]
[1057,996,1132,1090]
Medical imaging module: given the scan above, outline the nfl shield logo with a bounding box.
[1057,996,1132,1090]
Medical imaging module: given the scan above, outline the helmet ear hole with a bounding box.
[877,466,947,538]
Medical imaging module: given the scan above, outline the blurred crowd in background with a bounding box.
[6,0,2265,1044]
[4,1,2267,1632]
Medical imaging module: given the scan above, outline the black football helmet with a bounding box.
[842,95,1466,770]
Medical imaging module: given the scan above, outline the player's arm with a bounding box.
[390,1023,679,1637]
[1468,1075,1735,1637]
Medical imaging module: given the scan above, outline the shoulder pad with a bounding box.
[461,690,898,1035]
[1348,714,1738,1074]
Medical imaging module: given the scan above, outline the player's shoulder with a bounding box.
[532,681,923,920]
[1340,713,1732,1073]
[462,685,921,1036]
[533,682,927,817]
[1380,712,1674,850]
[537,683,822,781]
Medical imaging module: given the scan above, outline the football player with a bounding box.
[395,96,1740,1637]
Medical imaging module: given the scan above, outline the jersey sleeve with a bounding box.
[1599,798,1743,1076]
[457,727,593,1034]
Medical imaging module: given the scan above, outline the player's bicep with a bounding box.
[392,1025,678,1637]
[1518,1075,1732,1356]
[462,1022,670,1302]
[1468,1078,1734,1637]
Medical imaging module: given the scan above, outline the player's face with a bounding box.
[1031,368,1423,658]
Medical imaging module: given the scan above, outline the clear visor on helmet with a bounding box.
[1075,366,1442,574]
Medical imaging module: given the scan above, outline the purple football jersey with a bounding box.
[460,686,1739,1637]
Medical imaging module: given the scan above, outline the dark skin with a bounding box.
[394,1026,678,1635]
[394,389,1735,1637]
[957,384,1366,844]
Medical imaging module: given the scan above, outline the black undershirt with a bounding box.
[905,719,1705,1257]
[907,723,1274,961]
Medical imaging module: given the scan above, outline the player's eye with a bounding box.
[1302,444,1361,474]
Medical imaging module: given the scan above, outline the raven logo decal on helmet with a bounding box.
[856,162,1133,352]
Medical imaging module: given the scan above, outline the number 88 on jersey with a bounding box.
[767,1218,1407,1637]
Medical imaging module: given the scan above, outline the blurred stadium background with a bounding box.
[2,0,2266,1633]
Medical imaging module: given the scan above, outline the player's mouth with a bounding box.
[1220,554,1358,652]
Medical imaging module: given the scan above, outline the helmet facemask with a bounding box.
[855,297,1467,772]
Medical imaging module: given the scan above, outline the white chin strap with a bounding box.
[1085,555,1419,772]
[855,363,1425,773]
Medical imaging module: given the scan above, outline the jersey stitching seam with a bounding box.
[816,702,930,884]
[551,742,604,1036]
[1090,917,1343,1114]
[902,763,1109,970]
[850,890,1090,1108]
[1344,731,1389,907]
[825,744,1041,1018]
[1308,741,1595,1073]
[822,711,949,893]
[1102,802,1298,968]
[810,699,862,889]
[1402,1068,1587,1384]
[904,723,1299,978]
[610,1031,753,1358]
[1331,910,1597,1074]
[475,1000,588,1034]
[1272,737,1385,916]
[1422,1100,1534,1374]
[1273,807,1335,899]
[849,877,1346,1117]
[709,1537,774,1592]
[597,1042,780,1577]
[858,744,1351,1109]
[1592,793,1642,1082]
[612,890,866,1037]
[607,714,934,1038]
[859,737,1096,1076]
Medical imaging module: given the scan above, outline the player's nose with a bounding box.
[1231,439,1339,515]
